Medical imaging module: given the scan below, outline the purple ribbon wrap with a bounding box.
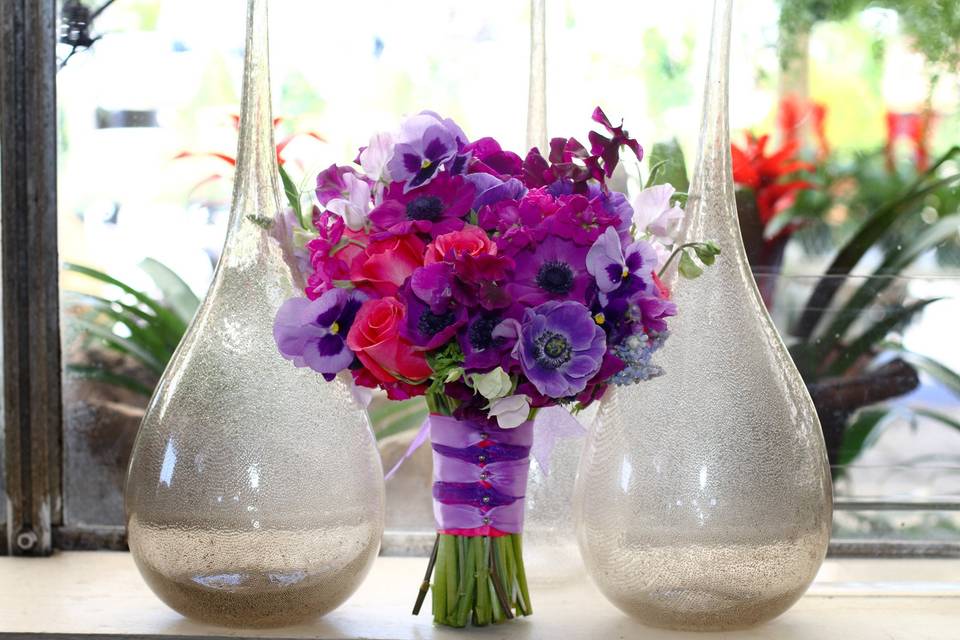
[430,415,533,535]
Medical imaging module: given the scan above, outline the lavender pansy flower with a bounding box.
[273,289,367,380]
[515,300,606,398]
[586,226,658,294]
[386,112,469,192]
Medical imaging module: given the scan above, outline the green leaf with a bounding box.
[825,298,942,377]
[792,146,960,339]
[70,317,167,376]
[65,292,173,363]
[838,408,891,468]
[368,397,429,440]
[278,163,303,223]
[66,364,154,397]
[678,249,703,279]
[64,262,188,338]
[883,343,960,398]
[812,214,960,360]
[138,258,201,327]
[693,242,720,265]
[647,139,689,191]
[913,408,960,433]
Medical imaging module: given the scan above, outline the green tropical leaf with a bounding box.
[912,408,960,433]
[64,262,188,338]
[369,398,429,441]
[792,146,960,339]
[66,364,153,397]
[825,298,942,377]
[70,317,167,376]
[838,407,891,468]
[813,215,960,358]
[138,257,201,326]
[65,292,172,363]
[883,343,960,398]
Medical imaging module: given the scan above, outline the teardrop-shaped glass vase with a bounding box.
[572,0,831,631]
[124,0,384,628]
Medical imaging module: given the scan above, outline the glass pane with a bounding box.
[53,0,960,553]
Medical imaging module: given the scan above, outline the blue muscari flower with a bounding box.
[610,331,669,386]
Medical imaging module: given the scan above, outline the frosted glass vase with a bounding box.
[572,0,832,631]
[124,0,384,628]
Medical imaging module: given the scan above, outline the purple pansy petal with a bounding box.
[273,289,367,377]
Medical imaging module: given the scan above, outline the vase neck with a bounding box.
[678,0,737,248]
[222,0,281,268]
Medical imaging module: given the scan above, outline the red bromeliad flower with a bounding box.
[731,133,814,227]
[777,95,829,161]
[885,110,935,172]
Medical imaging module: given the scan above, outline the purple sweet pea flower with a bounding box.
[509,236,592,306]
[368,174,474,239]
[315,164,366,206]
[515,300,607,398]
[586,226,658,294]
[386,112,469,192]
[410,262,456,314]
[398,278,467,350]
[273,289,367,380]
[464,137,524,178]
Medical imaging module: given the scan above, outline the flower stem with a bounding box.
[657,242,704,278]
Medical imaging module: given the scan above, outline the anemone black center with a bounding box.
[417,308,456,337]
[468,315,500,351]
[533,330,572,370]
[536,261,575,295]
[406,195,445,221]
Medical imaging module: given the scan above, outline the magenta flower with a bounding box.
[273,289,367,380]
[586,226,657,294]
[509,236,591,306]
[547,194,623,245]
[386,112,469,191]
[515,300,606,398]
[315,164,366,206]
[368,174,474,239]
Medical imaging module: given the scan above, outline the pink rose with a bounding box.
[349,234,425,297]
[345,297,432,384]
[424,224,497,265]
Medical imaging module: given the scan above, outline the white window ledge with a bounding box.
[1,552,957,639]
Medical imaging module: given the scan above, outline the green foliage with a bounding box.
[64,260,199,398]
[778,0,960,71]
[646,139,689,192]
[660,241,721,280]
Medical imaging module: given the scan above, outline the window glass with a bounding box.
[54,0,960,549]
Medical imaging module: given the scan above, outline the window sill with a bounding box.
[1,552,957,639]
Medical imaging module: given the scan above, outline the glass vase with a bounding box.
[571,0,832,631]
[124,0,384,628]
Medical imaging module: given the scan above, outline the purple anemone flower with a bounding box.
[368,174,474,239]
[509,236,591,306]
[458,305,522,371]
[386,112,469,191]
[586,226,657,293]
[515,300,606,398]
[398,279,467,350]
[273,289,367,380]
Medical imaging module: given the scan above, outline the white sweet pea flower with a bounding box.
[488,394,531,429]
[359,131,394,183]
[632,184,684,241]
[468,367,513,401]
[325,172,371,231]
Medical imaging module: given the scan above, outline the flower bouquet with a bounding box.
[273,108,717,627]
